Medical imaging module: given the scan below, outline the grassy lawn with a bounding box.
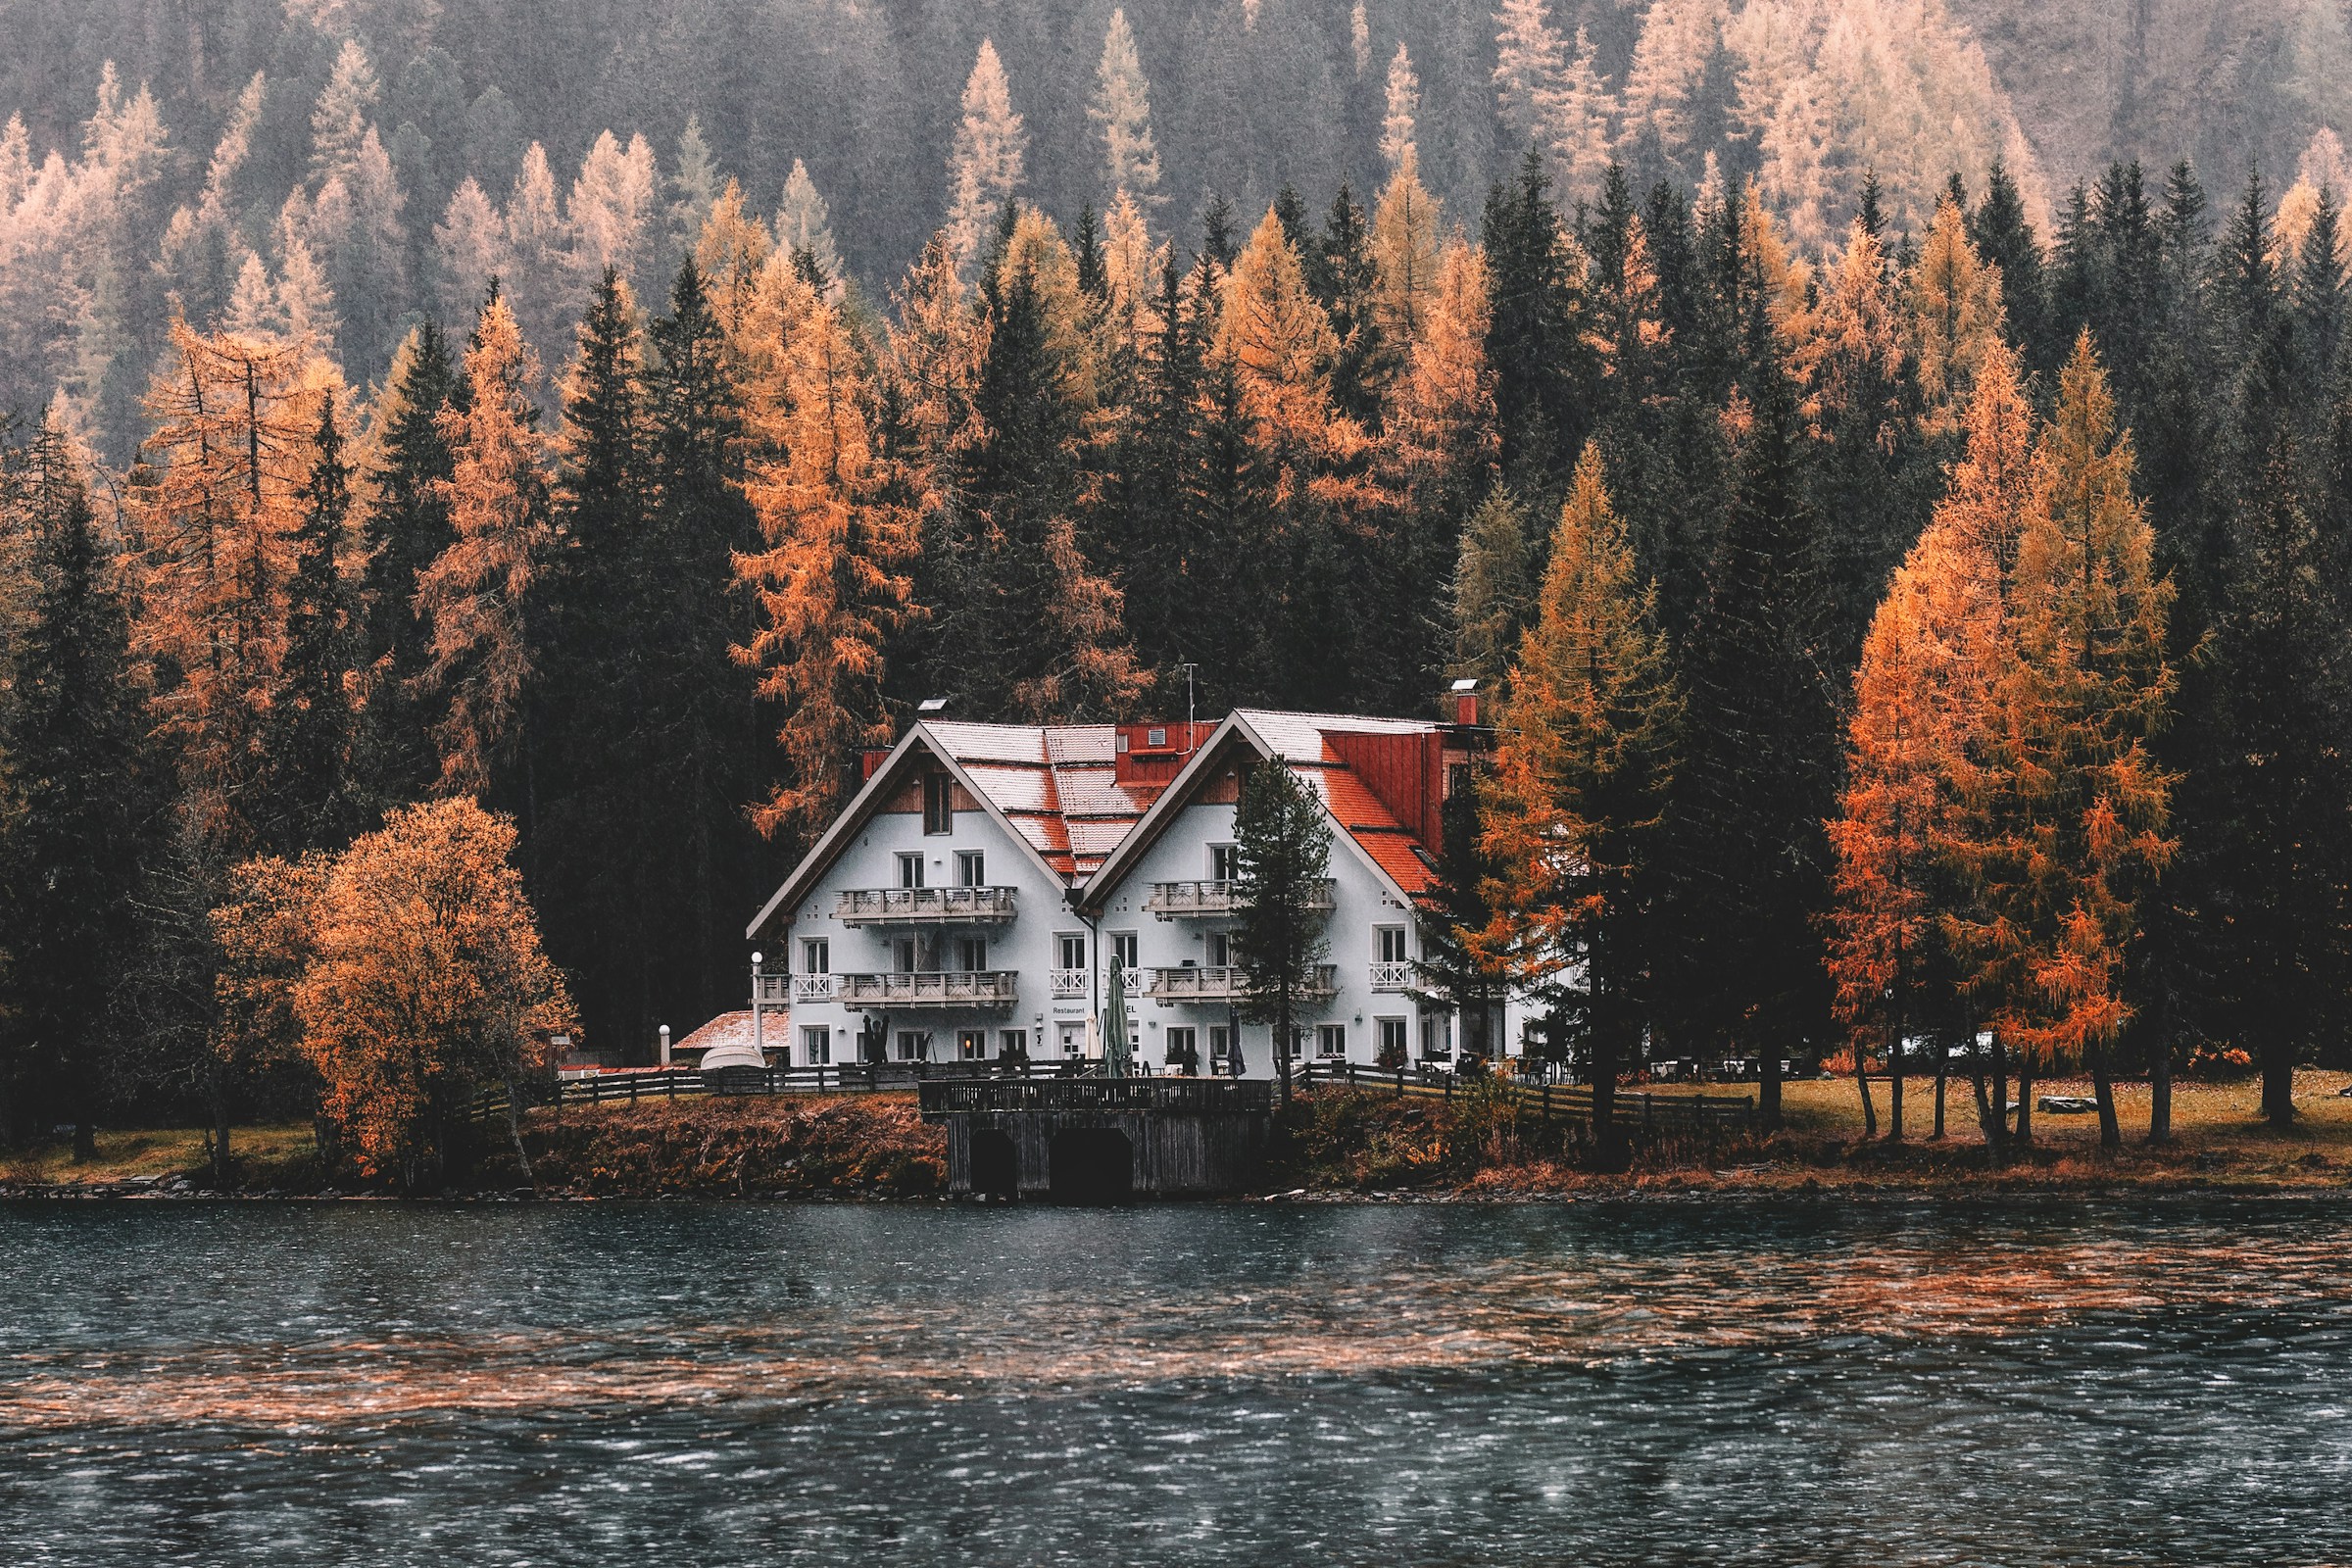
[0,1123,319,1188]
[1775,1068,2352,1172]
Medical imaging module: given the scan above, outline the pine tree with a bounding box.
[1479,446,1681,1159]
[1481,149,1589,494]
[1451,488,1541,685]
[432,178,507,327]
[1371,150,1444,355]
[1970,157,2048,369]
[1381,43,1421,175]
[267,390,359,853]
[417,293,553,802]
[358,322,462,809]
[945,40,1028,276]
[776,159,843,295]
[1907,195,2008,440]
[130,321,323,847]
[1388,236,1499,667]
[567,130,659,305]
[1666,321,1837,1127]
[0,426,150,1152]
[1947,335,2175,1145]
[738,279,919,839]
[1232,760,1334,1105]
[1091,8,1162,208]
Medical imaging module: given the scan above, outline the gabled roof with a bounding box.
[1076,709,1445,912]
[745,720,1167,938]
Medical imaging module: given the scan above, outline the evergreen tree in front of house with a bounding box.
[1232,760,1334,1105]
[0,426,153,1153]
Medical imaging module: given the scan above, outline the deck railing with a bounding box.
[837,970,1019,1006]
[1147,964,1337,1002]
[1144,879,1334,917]
[834,886,1017,925]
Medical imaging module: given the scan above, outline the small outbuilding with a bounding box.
[918,1078,1271,1201]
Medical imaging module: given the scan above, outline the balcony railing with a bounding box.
[1368,960,1413,993]
[1050,968,1088,998]
[792,974,837,1003]
[1147,964,1337,1003]
[835,886,1017,925]
[836,971,1019,1007]
[1145,879,1334,918]
[755,973,790,1004]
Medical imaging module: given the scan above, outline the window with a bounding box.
[1057,1021,1085,1056]
[1446,761,1472,800]
[1110,931,1139,970]
[801,937,828,975]
[1057,933,1088,970]
[898,853,925,889]
[802,1025,831,1066]
[1317,1023,1347,1057]
[999,1029,1028,1058]
[956,936,988,972]
[1165,1026,1198,1070]
[1375,925,1408,963]
[891,937,917,973]
[1421,1013,1449,1058]
[956,850,986,887]
[1205,931,1231,967]
[1209,1025,1233,1060]
[956,1029,985,1060]
[1378,1017,1408,1063]
[1148,726,1167,747]
[1210,843,1240,882]
[922,772,954,834]
[897,1031,927,1061]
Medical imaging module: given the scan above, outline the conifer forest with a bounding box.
[4,0,2352,1152]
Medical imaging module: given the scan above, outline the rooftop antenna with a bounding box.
[1178,663,1199,755]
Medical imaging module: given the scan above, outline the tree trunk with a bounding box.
[1759,1033,1783,1132]
[2014,1069,2034,1148]
[503,1074,536,1190]
[1853,1046,1878,1140]
[1592,1013,1623,1173]
[2148,1039,2173,1148]
[1933,1045,1948,1140]
[1886,1020,1904,1142]
[1971,1068,1998,1153]
[2261,1045,2295,1128]
[2090,1048,2121,1152]
[210,1072,232,1188]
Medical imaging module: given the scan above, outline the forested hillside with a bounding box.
[2,0,2349,1161]
[4,0,2352,453]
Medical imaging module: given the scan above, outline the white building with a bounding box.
[745,707,1509,1078]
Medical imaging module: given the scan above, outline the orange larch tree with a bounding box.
[733,256,920,841]
[416,291,555,798]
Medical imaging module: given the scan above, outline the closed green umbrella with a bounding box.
[1103,961,1132,1079]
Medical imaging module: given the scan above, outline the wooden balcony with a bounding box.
[1146,964,1337,1003]
[834,886,1017,925]
[1144,879,1334,918]
[1368,960,1413,993]
[836,970,1019,1007]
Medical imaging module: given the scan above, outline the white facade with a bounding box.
[747,710,1522,1079]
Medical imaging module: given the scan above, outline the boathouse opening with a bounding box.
[1049,1129,1134,1203]
[970,1128,1018,1199]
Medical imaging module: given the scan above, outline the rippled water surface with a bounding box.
[4,1197,2350,1565]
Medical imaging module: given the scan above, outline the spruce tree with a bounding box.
[0,429,150,1153]
[268,390,360,853]
[1232,760,1334,1105]
[1480,148,1588,498]
[359,321,462,809]
[1665,318,1837,1127]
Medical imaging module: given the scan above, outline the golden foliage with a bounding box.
[416,294,553,793]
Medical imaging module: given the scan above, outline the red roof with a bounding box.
[926,721,1173,880]
[1233,710,1443,897]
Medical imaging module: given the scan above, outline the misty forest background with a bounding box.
[2,0,2351,1151]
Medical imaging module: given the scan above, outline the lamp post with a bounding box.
[751,951,766,1064]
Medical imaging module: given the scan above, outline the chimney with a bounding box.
[1448,677,1481,727]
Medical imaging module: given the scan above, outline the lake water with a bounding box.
[3,1197,2349,1566]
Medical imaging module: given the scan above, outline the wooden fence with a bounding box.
[471,1057,1754,1140]
[1293,1059,1757,1139]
